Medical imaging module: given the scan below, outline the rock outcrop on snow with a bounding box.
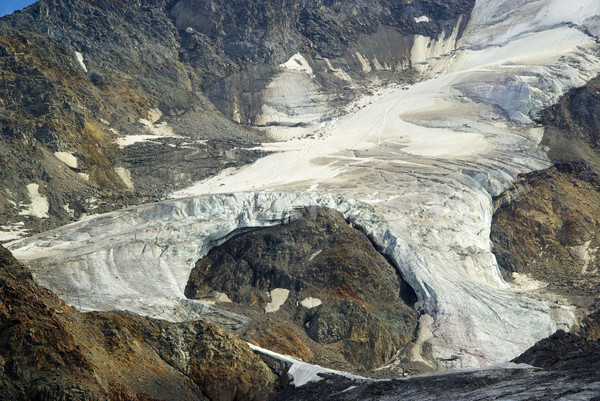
[185,207,419,371]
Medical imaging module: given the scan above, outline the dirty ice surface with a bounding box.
[9,0,600,368]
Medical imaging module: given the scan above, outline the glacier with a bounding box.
[8,0,600,368]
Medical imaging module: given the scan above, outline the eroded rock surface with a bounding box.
[185,207,419,371]
[0,245,276,400]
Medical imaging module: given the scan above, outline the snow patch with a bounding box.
[0,223,28,243]
[571,240,596,274]
[280,53,313,76]
[324,58,352,81]
[115,167,134,190]
[410,314,435,366]
[511,272,547,292]
[265,288,289,313]
[74,51,87,73]
[18,184,49,218]
[115,135,159,148]
[528,127,545,144]
[308,250,322,261]
[139,108,175,137]
[414,16,430,23]
[115,109,179,148]
[300,297,322,309]
[248,344,372,387]
[354,52,372,72]
[54,152,78,169]
[213,292,232,303]
[63,204,74,218]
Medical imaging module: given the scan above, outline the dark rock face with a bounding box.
[185,207,418,370]
[491,75,600,335]
[513,330,600,370]
[170,0,474,63]
[0,245,276,400]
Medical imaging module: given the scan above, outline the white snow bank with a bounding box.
[265,288,289,313]
[115,109,180,148]
[280,53,313,76]
[18,184,49,219]
[115,167,134,190]
[300,297,322,309]
[248,344,373,387]
[0,223,28,243]
[74,51,87,73]
[54,152,78,169]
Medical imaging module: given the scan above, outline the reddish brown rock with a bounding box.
[0,245,276,400]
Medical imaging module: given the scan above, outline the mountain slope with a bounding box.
[0,0,475,239]
[491,75,600,338]
[0,244,276,400]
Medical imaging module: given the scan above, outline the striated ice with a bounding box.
[8,193,372,323]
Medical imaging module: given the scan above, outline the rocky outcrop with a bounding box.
[0,244,276,400]
[491,167,600,291]
[513,330,600,371]
[185,207,419,370]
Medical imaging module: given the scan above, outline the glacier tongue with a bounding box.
[7,193,372,322]
[8,0,600,368]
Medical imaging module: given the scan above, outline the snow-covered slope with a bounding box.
[8,0,600,368]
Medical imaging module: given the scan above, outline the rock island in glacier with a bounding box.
[5,0,600,385]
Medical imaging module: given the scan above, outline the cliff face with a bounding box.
[0,244,276,400]
[0,0,475,238]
